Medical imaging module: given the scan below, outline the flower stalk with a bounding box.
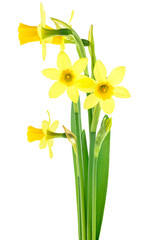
[74,102,86,240]
[50,17,93,131]
[41,27,72,39]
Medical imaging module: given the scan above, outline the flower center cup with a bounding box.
[60,69,75,86]
[94,82,114,100]
[65,73,72,81]
[99,84,109,93]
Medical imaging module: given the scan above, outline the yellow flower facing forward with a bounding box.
[82,60,130,114]
[18,3,74,59]
[27,111,59,158]
[42,51,95,103]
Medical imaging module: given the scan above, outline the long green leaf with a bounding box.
[96,131,110,240]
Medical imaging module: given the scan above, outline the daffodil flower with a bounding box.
[42,51,95,103]
[18,3,74,59]
[27,111,60,158]
[82,60,130,114]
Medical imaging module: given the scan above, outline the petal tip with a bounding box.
[83,101,89,109]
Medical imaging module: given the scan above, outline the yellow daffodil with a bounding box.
[82,60,130,114]
[27,111,59,158]
[18,3,74,59]
[42,51,95,103]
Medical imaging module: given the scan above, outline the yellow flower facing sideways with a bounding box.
[18,3,74,60]
[83,60,130,114]
[27,111,59,158]
[42,51,95,103]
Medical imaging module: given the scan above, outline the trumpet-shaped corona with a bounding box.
[42,51,95,103]
[27,126,45,142]
[27,111,59,158]
[18,24,40,45]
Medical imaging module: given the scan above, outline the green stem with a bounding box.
[81,130,88,210]
[51,17,93,130]
[71,103,82,240]
[77,176,82,240]
[87,132,96,240]
[47,131,66,139]
[87,25,97,131]
[92,153,100,240]
[70,28,92,131]
[74,103,86,240]
[41,28,72,39]
[73,151,82,240]
[76,44,92,132]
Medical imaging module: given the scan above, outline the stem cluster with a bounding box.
[44,18,112,240]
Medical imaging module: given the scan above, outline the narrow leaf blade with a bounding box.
[96,131,110,239]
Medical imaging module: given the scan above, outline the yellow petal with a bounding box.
[39,136,47,149]
[94,60,107,82]
[42,120,49,134]
[67,86,79,103]
[47,139,54,147]
[42,41,46,61]
[60,38,65,52]
[100,98,115,114]
[49,81,66,98]
[50,36,62,44]
[57,52,71,70]
[68,10,74,25]
[50,120,59,132]
[107,66,125,86]
[76,77,96,92]
[37,24,41,39]
[49,147,53,158]
[47,111,51,125]
[72,58,88,75]
[42,68,60,80]
[84,93,99,109]
[113,86,130,98]
[40,3,46,27]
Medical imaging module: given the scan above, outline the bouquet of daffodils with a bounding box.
[18,3,130,240]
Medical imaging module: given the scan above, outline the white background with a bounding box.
[0,0,147,239]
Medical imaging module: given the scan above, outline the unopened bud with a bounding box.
[94,115,112,158]
[63,125,77,154]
